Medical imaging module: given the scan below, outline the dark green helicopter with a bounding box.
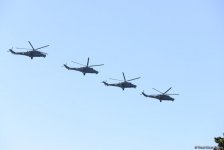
[141,87,179,102]
[9,41,49,59]
[63,57,104,75]
[102,72,141,90]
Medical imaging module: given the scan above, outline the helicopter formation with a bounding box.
[8,41,179,102]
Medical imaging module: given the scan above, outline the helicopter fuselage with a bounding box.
[77,67,98,75]
[148,94,174,102]
[151,95,174,101]
[25,51,46,58]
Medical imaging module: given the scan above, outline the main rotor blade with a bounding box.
[152,88,163,94]
[89,64,104,67]
[127,77,141,81]
[109,78,123,81]
[87,57,89,67]
[35,45,49,50]
[167,94,179,95]
[163,87,172,94]
[71,61,86,66]
[28,41,35,50]
[122,72,126,81]
[16,47,32,50]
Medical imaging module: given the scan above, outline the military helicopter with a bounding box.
[63,57,104,75]
[102,72,140,90]
[8,41,49,59]
[141,87,179,102]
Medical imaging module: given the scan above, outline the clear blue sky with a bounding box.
[0,0,223,150]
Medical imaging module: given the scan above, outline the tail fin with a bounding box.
[9,47,16,54]
[63,64,70,70]
[141,91,148,97]
[102,81,109,86]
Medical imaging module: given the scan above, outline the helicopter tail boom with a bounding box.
[141,92,157,99]
[141,91,154,98]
